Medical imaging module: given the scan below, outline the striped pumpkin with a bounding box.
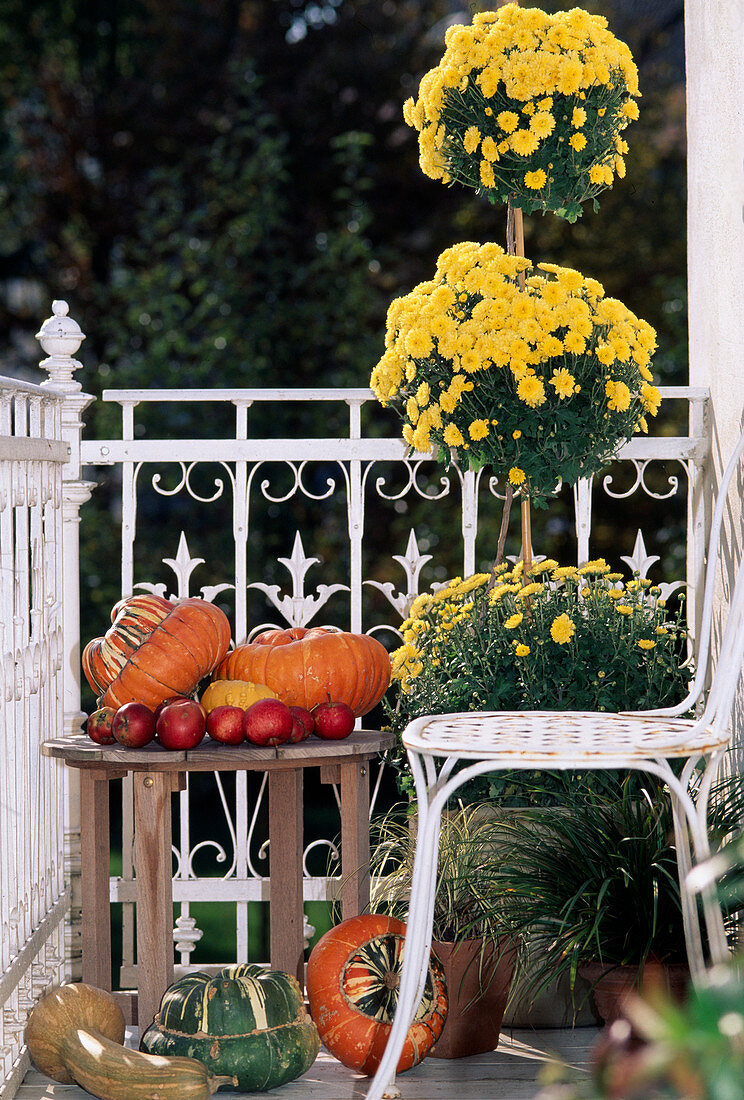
[140,964,320,1092]
[306,914,448,1075]
[215,627,391,717]
[83,595,231,711]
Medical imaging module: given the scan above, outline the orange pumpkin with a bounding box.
[83,595,232,711]
[306,913,447,1075]
[214,627,390,717]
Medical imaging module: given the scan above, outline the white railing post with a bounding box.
[37,300,96,982]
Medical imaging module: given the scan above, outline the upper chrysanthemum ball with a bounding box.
[403,3,640,221]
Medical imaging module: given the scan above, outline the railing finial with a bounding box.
[36,299,86,389]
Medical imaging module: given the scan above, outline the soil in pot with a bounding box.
[579,960,690,1026]
[429,937,516,1059]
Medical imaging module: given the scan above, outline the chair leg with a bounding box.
[670,790,706,978]
[667,754,729,975]
[364,776,445,1100]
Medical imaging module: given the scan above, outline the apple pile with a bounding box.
[86,697,356,750]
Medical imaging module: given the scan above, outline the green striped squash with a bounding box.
[140,964,320,1091]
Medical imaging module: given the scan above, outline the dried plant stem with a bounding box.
[486,485,514,593]
[520,495,533,576]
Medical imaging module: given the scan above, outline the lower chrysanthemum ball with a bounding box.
[140,964,320,1092]
[306,914,448,1075]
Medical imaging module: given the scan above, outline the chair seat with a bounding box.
[402,711,728,766]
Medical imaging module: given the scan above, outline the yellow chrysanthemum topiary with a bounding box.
[403,3,640,221]
[370,241,660,506]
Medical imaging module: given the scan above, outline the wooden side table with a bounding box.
[42,731,393,1031]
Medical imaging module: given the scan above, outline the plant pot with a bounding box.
[502,938,599,1028]
[579,960,690,1026]
[428,937,516,1059]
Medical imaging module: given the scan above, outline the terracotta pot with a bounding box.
[428,937,516,1059]
[579,960,690,1025]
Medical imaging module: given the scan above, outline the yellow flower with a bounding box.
[497,111,519,133]
[517,375,546,407]
[589,164,606,185]
[638,639,656,650]
[504,613,523,629]
[510,129,540,156]
[443,423,464,447]
[607,589,623,599]
[571,107,587,127]
[569,132,587,152]
[415,381,430,406]
[549,368,576,399]
[606,380,632,413]
[524,169,547,190]
[552,566,578,580]
[508,466,526,486]
[515,644,531,657]
[463,126,481,154]
[550,614,576,645]
[621,100,640,120]
[481,135,500,162]
[469,418,489,440]
[518,582,543,599]
[480,159,496,188]
[530,111,555,138]
[640,382,662,416]
[406,397,419,424]
[512,429,521,439]
[655,626,668,636]
[616,604,633,615]
[578,559,609,575]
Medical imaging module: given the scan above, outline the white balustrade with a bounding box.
[0,373,69,1097]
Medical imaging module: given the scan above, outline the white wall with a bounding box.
[686,0,744,461]
[685,0,744,737]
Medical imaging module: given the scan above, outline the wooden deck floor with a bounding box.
[18,1026,599,1099]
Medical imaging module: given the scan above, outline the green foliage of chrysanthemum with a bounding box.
[404,4,640,221]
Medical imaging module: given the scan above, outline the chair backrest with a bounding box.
[691,428,744,735]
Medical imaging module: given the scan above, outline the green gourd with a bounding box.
[140,964,320,1092]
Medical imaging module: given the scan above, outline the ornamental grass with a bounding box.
[404,3,639,220]
[370,241,660,505]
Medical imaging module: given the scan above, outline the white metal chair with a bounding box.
[365,428,744,1100]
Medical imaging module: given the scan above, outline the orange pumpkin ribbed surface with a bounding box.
[214,627,391,717]
[83,595,232,711]
[306,914,447,1075]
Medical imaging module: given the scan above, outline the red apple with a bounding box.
[112,702,156,748]
[154,695,194,722]
[207,705,245,745]
[288,705,314,743]
[313,701,355,740]
[244,698,293,747]
[87,706,117,745]
[156,699,206,750]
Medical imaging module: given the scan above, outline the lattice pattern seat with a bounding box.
[365,428,744,1100]
[404,710,727,764]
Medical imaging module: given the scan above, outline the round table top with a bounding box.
[41,729,395,772]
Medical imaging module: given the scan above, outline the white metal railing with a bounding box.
[0,375,69,1098]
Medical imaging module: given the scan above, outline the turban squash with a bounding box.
[141,964,319,1092]
[214,626,391,717]
[83,594,231,711]
[306,913,447,1075]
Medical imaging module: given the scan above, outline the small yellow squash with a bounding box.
[200,679,277,714]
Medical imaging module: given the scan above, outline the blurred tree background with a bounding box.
[0,0,687,966]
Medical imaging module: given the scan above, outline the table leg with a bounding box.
[133,771,174,1032]
[339,759,370,920]
[79,770,113,990]
[268,769,304,985]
